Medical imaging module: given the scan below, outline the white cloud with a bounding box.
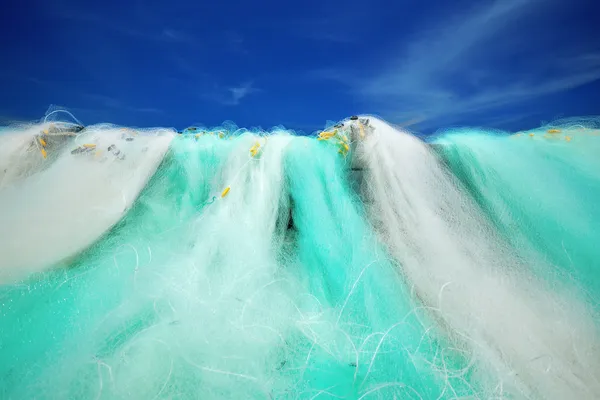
[315,0,600,128]
[221,82,259,106]
[197,81,260,106]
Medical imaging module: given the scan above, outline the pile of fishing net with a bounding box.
[1,112,599,399]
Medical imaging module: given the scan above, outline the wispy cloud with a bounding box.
[209,82,259,106]
[312,0,600,129]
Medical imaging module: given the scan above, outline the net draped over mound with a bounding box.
[0,115,599,400]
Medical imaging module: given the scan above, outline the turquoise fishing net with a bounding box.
[0,131,482,399]
[432,124,600,310]
[281,137,480,399]
[1,117,599,399]
[0,134,236,398]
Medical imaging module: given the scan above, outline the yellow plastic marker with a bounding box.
[337,141,350,157]
[565,135,572,142]
[83,143,96,149]
[219,132,224,138]
[43,129,49,135]
[529,133,535,137]
[318,130,337,140]
[39,138,47,147]
[40,148,47,159]
[547,129,561,134]
[195,134,201,139]
[250,142,261,157]
[221,186,231,198]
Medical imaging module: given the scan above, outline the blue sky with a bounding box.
[1,0,599,134]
